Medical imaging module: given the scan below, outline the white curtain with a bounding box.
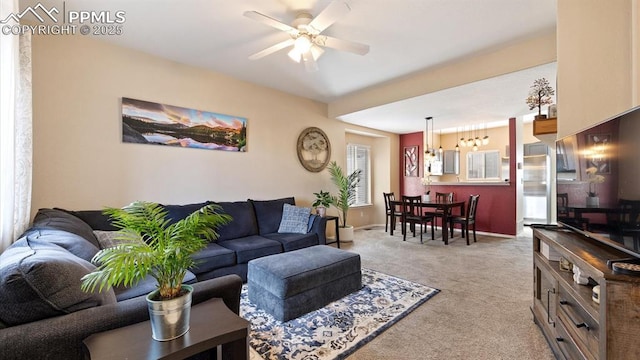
[0,0,33,252]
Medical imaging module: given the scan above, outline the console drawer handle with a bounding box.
[546,288,556,325]
[559,298,590,330]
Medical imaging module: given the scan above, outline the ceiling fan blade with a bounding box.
[244,11,298,35]
[302,50,319,72]
[248,39,295,60]
[315,35,369,55]
[308,1,350,34]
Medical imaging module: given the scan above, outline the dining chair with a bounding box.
[401,195,435,243]
[425,192,454,229]
[383,192,402,232]
[557,193,589,230]
[449,195,480,245]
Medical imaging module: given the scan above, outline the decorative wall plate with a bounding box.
[297,127,331,172]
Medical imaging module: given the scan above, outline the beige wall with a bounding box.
[30,34,397,215]
[557,0,636,137]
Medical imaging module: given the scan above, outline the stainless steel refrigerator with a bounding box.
[523,142,551,224]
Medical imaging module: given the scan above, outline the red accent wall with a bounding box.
[400,132,424,196]
[398,119,518,236]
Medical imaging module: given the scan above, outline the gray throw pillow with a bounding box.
[0,238,116,327]
[277,203,311,234]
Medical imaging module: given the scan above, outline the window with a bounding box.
[467,150,500,180]
[346,143,371,206]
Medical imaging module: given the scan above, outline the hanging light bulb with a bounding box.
[455,143,460,152]
[424,117,429,152]
[430,117,437,159]
[473,124,481,146]
[473,144,478,151]
[438,129,443,154]
[482,123,489,145]
[467,126,474,147]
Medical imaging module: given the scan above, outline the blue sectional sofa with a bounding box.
[0,197,326,359]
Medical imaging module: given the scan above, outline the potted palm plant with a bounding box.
[327,161,362,242]
[312,190,333,217]
[81,201,231,341]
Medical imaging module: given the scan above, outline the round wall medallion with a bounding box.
[297,127,331,172]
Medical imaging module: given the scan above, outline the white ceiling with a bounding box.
[19,0,557,134]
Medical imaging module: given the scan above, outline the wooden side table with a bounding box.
[83,298,249,360]
[324,215,340,248]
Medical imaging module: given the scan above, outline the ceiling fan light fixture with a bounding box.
[294,35,312,53]
[310,44,324,61]
[287,48,302,62]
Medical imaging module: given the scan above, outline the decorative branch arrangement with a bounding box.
[526,78,555,117]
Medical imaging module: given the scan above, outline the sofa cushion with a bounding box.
[24,228,99,262]
[113,271,197,301]
[55,208,118,231]
[32,208,100,248]
[191,243,237,274]
[0,237,116,327]
[162,202,211,224]
[277,203,311,234]
[263,232,319,252]
[218,235,283,264]
[250,197,295,235]
[214,201,258,241]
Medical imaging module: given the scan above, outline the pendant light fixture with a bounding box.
[482,123,490,145]
[425,117,435,163]
[466,126,474,147]
[455,127,460,152]
[438,128,443,154]
[474,124,481,146]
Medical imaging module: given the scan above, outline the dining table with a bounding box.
[389,198,466,245]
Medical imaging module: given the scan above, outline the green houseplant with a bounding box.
[312,190,333,217]
[327,161,362,242]
[81,201,231,341]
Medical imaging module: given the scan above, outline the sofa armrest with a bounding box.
[0,274,243,360]
[309,214,327,245]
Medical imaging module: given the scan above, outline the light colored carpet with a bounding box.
[243,268,439,360]
[338,225,554,360]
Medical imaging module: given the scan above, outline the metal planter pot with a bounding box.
[146,284,193,341]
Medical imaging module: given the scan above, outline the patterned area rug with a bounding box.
[241,268,440,360]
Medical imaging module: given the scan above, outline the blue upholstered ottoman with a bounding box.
[247,245,362,322]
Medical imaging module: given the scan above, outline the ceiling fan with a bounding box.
[244,1,370,72]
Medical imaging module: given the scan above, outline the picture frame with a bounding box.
[586,133,611,174]
[404,146,419,177]
[121,97,247,152]
[297,127,331,172]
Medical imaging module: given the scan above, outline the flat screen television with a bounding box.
[556,105,640,259]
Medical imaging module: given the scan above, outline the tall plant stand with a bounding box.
[324,215,341,248]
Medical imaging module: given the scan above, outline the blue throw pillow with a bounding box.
[277,203,311,234]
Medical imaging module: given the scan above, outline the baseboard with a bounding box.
[355,223,515,239]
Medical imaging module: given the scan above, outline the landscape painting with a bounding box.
[121,97,247,152]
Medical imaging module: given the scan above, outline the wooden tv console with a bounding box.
[532,228,640,359]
